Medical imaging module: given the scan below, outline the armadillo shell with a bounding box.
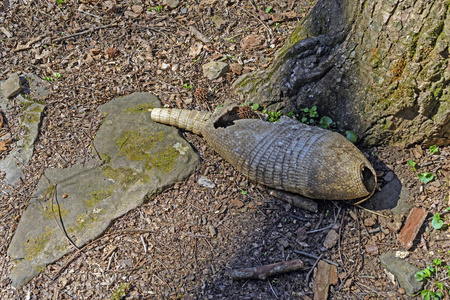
[202,105,376,201]
[150,105,377,201]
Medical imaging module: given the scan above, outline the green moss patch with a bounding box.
[42,201,69,219]
[124,103,154,113]
[84,185,116,208]
[147,145,180,173]
[24,226,55,260]
[116,130,164,161]
[111,282,131,300]
[102,166,150,186]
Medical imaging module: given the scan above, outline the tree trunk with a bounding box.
[234,0,450,147]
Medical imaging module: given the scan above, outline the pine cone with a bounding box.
[194,87,208,102]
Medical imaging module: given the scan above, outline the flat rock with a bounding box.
[7,93,199,287]
[380,252,423,296]
[202,61,229,80]
[398,207,427,250]
[1,73,22,98]
[391,187,413,216]
[0,73,49,187]
[312,261,338,300]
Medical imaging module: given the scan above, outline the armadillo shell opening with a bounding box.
[359,165,377,200]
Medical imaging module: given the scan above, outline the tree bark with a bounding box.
[234,0,450,147]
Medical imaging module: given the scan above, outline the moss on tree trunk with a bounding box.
[234,0,450,147]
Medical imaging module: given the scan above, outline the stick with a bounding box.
[52,23,118,43]
[225,259,304,280]
[306,253,322,283]
[269,190,318,213]
[293,250,339,267]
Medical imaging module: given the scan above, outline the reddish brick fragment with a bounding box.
[398,207,427,250]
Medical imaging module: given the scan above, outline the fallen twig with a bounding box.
[269,190,318,213]
[354,204,390,219]
[52,23,118,43]
[225,259,304,280]
[293,250,339,267]
[306,253,322,283]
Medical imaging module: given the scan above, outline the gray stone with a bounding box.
[1,73,22,98]
[202,61,230,80]
[7,93,199,287]
[163,0,180,9]
[383,171,395,182]
[380,252,423,296]
[362,176,402,211]
[391,197,413,216]
[0,95,45,186]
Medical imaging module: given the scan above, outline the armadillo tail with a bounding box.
[149,108,212,136]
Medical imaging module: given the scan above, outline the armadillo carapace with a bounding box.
[150,104,377,202]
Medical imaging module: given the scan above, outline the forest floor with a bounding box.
[0,0,449,299]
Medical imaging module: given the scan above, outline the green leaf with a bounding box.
[345,130,358,143]
[436,282,444,290]
[301,117,308,123]
[429,145,439,155]
[252,103,260,110]
[421,289,431,300]
[407,159,417,168]
[265,6,273,13]
[241,190,247,195]
[435,291,443,299]
[432,214,444,230]
[319,116,333,129]
[418,173,434,184]
[433,259,443,266]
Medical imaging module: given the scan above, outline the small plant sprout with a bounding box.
[54,73,62,79]
[251,103,260,110]
[319,116,333,129]
[265,6,273,13]
[415,259,449,300]
[408,159,417,171]
[241,190,248,195]
[429,145,439,155]
[345,130,358,144]
[262,109,282,122]
[432,213,444,230]
[418,173,434,184]
[148,5,163,12]
[183,83,193,90]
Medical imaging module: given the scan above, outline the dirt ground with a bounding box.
[0,0,449,299]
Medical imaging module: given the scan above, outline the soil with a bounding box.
[0,1,449,299]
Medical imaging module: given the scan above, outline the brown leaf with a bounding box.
[0,139,12,152]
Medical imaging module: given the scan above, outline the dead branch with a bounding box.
[52,23,118,43]
[189,26,211,44]
[225,259,304,280]
[269,190,318,213]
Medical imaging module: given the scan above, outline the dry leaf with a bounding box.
[0,139,12,152]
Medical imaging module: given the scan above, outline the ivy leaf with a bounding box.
[345,130,358,143]
[418,173,434,184]
[432,214,443,230]
[429,145,439,155]
[319,116,333,129]
[251,103,260,110]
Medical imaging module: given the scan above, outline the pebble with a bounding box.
[323,229,339,249]
[383,171,395,182]
[202,61,229,80]
[163,0,180,9]
[1,73,22,98]
[364,244,379,255]
[198,176,216,188]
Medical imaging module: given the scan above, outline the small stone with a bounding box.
[230,63,243,75]
[364,244,379,255]
[231,198,244,209]
[387,221,402,233]
[383,171,395,182]
[163,0,180,9]
[1,73,22,98]
[271,12,286,22]
[398,207,427,250]
[189,42,203,58]
[364,217,377,227]
[380,252,423,296]
[198,176,216,188]
[323,229,339,249]
[208,225,217,237]
[131,5,143,14]
[241,35,264,51]
[395,251,409,259]
[202,61,229,80]
[211,15,226,28]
